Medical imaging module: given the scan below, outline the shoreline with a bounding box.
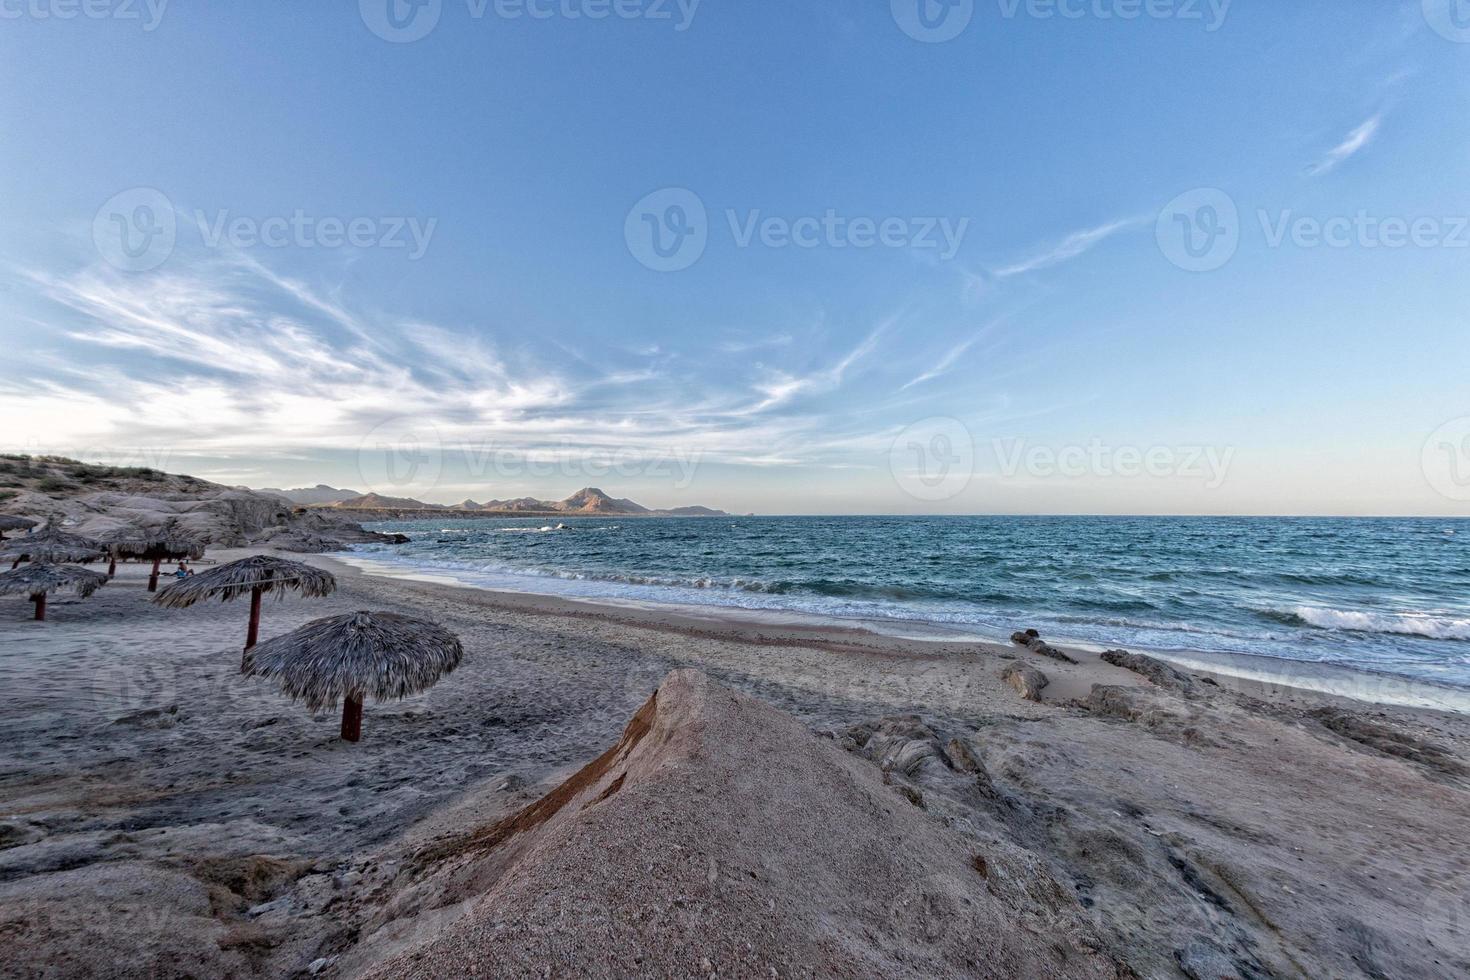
[5,550,1470,977]
[328,550,1470,716]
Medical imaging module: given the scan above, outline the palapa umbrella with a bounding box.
[0,516,38,541]
[152,555,336,654]
[0,562,109,620]
[0,524,104,569]
[242,610,464,742]
[101,522,205,590]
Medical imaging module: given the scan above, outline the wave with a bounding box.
[1263,606,1470,641]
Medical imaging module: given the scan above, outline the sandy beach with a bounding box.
[2,549,1469,978]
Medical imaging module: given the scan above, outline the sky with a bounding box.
[2,1,1469,516]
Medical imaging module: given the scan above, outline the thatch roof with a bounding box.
[0,516,38,533]
[0,562,110,600]
[152,554,336,608]
[0,525,104,564]
[97,521,205,561]
[242,610,464,711]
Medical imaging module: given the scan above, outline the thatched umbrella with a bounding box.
[101,523,205,590]
[152,555,336,654]
[0,562,109,620]
[0,516,38,541]
[0,525,104,569]
[242,610,464,742]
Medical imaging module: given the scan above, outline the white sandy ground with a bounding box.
[0,550,1467,977]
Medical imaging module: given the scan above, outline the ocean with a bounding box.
[347,515,1470,691]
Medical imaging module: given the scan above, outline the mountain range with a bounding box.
[267,486,727,517]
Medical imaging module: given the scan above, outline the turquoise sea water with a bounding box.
[351,516,1470,690]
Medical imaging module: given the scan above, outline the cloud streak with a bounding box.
[1306,114,1381,176]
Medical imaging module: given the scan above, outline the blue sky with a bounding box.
[2,1,1469,515]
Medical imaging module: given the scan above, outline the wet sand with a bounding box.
[2,550,1469,977]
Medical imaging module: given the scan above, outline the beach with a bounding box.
[3,550,1469,977]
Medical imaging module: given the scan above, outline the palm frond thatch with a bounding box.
[0,562,110,600]
[97,523,205,561]
[152,554,337,608]
[242,610,464,711]
[0,525,104,564]
[0,516,38,534]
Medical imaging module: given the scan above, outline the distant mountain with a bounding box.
[258,484,362,505]
[327,487,726,517]
[332,492,446,510]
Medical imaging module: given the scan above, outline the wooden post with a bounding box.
[340,694,364,743]
[33,594,45,621]
[148,557,162,593]
[245,585,263,652]
[107,556,117,578]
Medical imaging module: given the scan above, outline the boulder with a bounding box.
[1002,663,1049,703]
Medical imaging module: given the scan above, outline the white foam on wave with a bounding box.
[1286,606,1470,641]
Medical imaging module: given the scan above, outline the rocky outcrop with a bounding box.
[1010,629,1079,665]
[1100,649,1196,694]
[1002,663,1050,702]
[367,672,1121,979]
[4,486,398,554]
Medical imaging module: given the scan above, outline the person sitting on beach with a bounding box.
[174,562,194,579]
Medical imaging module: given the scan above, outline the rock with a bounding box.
[1174,940,1246,979]
[1010,629,1077,664]
[839,716,953,777]
[1002,664,1049,703]
[1100,649,1195,694]
[945,738,983,774]
[308,957,336,976]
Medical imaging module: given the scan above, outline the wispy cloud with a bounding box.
[1306,114,1381,176]
[989,216,1147,279]
[900,318,1004,391]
